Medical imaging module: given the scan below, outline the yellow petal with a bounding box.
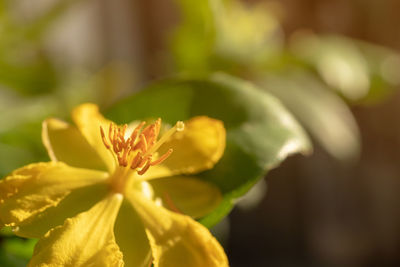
[42,118,108,171]
[71,103,116,172]
[143,116,226,179]
[127,192,229,267]
[114,199,152,267]
[0,162,108,229]
[150,176,222,218]
[16,183,109,238]
[28,193,124,267]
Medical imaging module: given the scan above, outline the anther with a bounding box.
[114,142,121,153]
[130,152,143,169]
[134,134,148,153]
[130,121,146,146]
[137,157,152,175]
[108,123,114,144]
[142,124,157,146]
[138,155,150,168]
[120,148,129,167]
[100,118,183,173]
[154,118,161,136]
[112,128,119,153]
[100,126,110,149]
[121,124,127,138]
[144,121,185,157]
[150,148,173,166]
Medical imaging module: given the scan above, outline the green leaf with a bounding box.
[3,238,37,260]
[106,73,311,227]
[0,237,36,267]
[0,250,29,267]
[259,71,360,161]
[0,227,13,237]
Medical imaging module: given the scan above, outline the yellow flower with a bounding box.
[0,103,228,267]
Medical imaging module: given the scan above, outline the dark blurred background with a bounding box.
[2,0,400,266]
[228,0,400,266]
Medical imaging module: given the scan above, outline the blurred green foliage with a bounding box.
[0,228,36,267]
[171,0,400,161]
[0,1,133,265]
[0,0,133,178]
[0,0,74,178]
[0,0,85,95]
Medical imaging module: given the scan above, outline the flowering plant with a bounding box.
[1,103,229,266]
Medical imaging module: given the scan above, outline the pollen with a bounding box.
[100,119,184,176]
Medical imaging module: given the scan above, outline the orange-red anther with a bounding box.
[141,134,148,152]
[154,118,161,137]
[141,124,156,146]
[141,123,153,136]
[130,152,143,169]
[100,118,176,172]
[120,148,129,167]
[138,155,150,168]
[108,123,114,144]
[130,121,146,146]
[134,134,148,153]
[112,128,119,153]
[121,124,127,138]
[114,141,121,153]
[137,157,152,175]
[100,126,110,149]
[151,118,161,146]
[150,149,173,166]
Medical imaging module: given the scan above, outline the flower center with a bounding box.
[100,118,184,194]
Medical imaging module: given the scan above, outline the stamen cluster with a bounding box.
[100,119,176,175]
